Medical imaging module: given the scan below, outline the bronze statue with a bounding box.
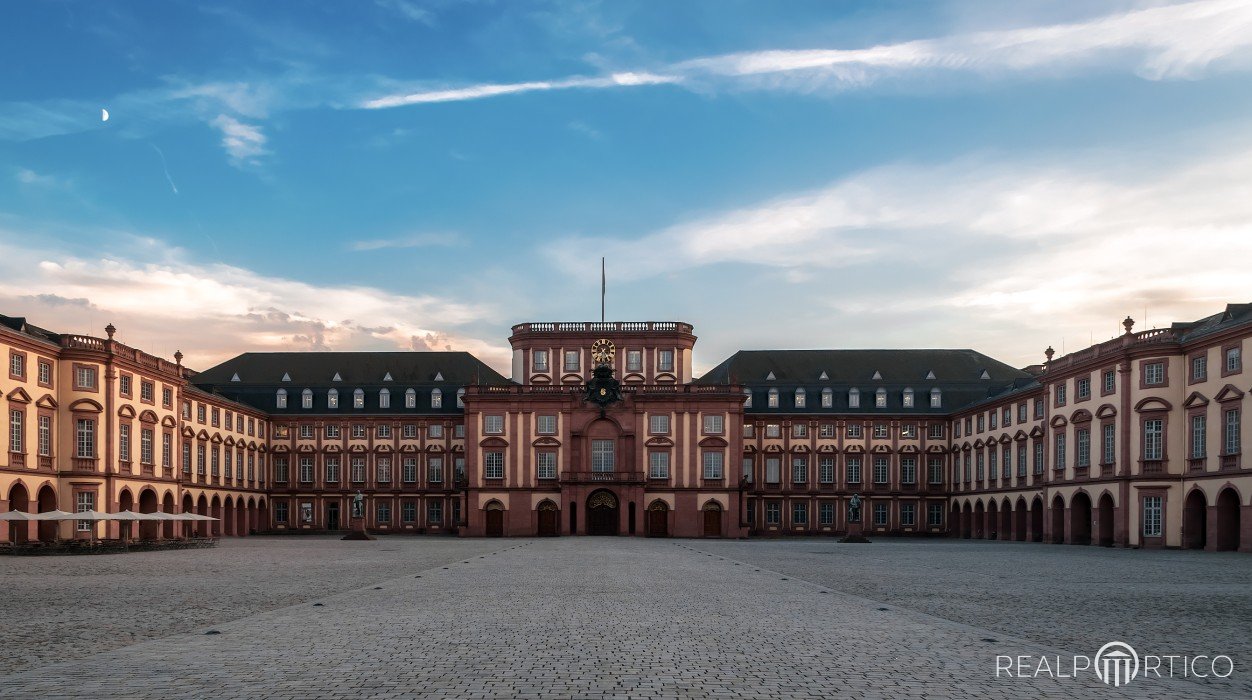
[849,493,862,523]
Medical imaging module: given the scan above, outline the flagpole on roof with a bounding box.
[601,257,606,323]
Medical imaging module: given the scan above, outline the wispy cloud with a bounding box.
[360,0,1252,108]
[14,168,64,188]
[349,232,462,251]
[210,114,269,167]
[375,0,436,26]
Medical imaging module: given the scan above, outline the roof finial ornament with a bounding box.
[1122,316,1135,335]
[174,350,183,367]
[104,323,116,340]
[1044,346,1055,363]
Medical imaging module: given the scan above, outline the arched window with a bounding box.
[405,388,416,408]
[353,388,365,408]
[431,388,442,409]
[379,388,390,409]
[301,388,313,409]
[903,388,915,408]
[743,389,753,408]
[456,387,465,408]
[875,388,887,408]
[930,388,942,408]
[821,387,833,408]
[276,389,287,409]
[849,388,861,408]
[794,388,806,408]
[327,388,339,409]
[767,388,779,408]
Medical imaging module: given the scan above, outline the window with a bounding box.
[1191,355,1207,382]
[325,424,340,439]
[1142,496,1162,537]
[703,415,723,434]
[765,457,781,484]
[1018,403,1027,423]
[38,360,50,385]
[657,349,674,372]
[302,389,313,409]
[875,388,887,408]
[976,451,985,479]
[743,389,752,408]
[197,445,207,476]
[405,389,416,408]
[431,389,442,408]
[873,503,888,526]
[455,424,464,438]
[819,423,835,438]
[930,388,941,408]
[765,501,781,525]
[38,415,51,457]
[928,457,943,484]
[1224,408,1241,455]
[1017,443,1027,477]
[140,428,153,465]
[792,502,807,526]
[75,365,96,390]
[1226,347,1242,374]
[536,415,557,435]
[742,456,753,482]
[1033,441,1044,474]
[484,452,504,479]
[794,388,806,408]
[1103,370,1116,394]
[819,502,835,526]
[1076,428,1090,467]
[162,387,173,408]
[648,452,669,479]
[767,389,779,408]
[427,500,443,524]
[350,457,366,482]
[298,457,313,483]
[821,388,833,408]
[650,414,670,434]
[1002,406,1012,426]
[846,457,861,484]
[484,415,504,434]
[140,380,154,403]
[426,457,442,483]
[428,423,443,438]
[1077,377,1091,400]
[353,389,365,409]
[962,453,971,482]
[1054,432,1066,470]
[1144,362,1165,386]
[901,457,916,484]
[402,423,417,438]
[274,456,288,482]
[376,502,391,524]
[377,424,391,438]
[299,424,314,439]
[1034,398,1045,419]
[532,350,549,372]
[402,457,417,483]
[211,408,220,427]
[849,388,860,408]
[9,410,23,453]
[901,503,915,527]
[275,501,289,523]
[376,457,392,483]
[325,457,339,483]
[792,456,807,484]
[1143,419,1163,460]
[75,418,94,458]
[819,457,834,483]
[564,350,580,372]
[626,350,642,372]
[928,503,944,527]
[402,501,417,523]
[223,449,232,480]
[988,413,996,430]
[456,388,465,408]
[873,423,888,439]
[988,447,997,477]
[901,424,916,439]
[379,389,390,408]
[76,491,95,532]
[902,388,914,408]
[327,389,339,409]
[1103,423,1116,464]
[765,423,781,438]
[792,423,807,438]
[276,389,288,408]
[119,373,131,396]
[927,424,944,439]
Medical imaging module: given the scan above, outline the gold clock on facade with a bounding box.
[591,338,615,365]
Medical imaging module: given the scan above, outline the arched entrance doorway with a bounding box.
[1070,493,1092,545]
[586,490,618,536]
[326,501,341,531]
[536,500,559,537]
[1050,495,1065,544]
[223,497,235,537]
[986,501,998,540]
[236,500,247,537]
[37,485,58,542]
[162,492,176,539]
[647,500,669,537]
[702,500,723,537]
[138,489,159,539]
[1014,498,1028,541]
[484,500,505,537]
[949,503,961,538]
[118,489,136,540]
[1097,493,1115,547]
[1184,489,1207,550]
[961,502,972,538]
[1215,488,1242,552]
[999,499,1012,541]
[973,501,985,539]
[197,495,210,537]
[7,483,30,544]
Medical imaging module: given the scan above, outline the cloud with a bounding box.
[359,0,1252,108]
[0,231,511,371]
[567,120,602,140]
[210,114,269,167]
[375,0,435,26]
[348,232,462,251]
[15,168,63,187]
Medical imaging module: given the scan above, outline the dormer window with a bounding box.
[794,388,806,408]
[872,370,882,380]
[456,388,465,408]
[875,388,887,408]
[431,388,443,409]
[980,370,991,380]
[767,388,779,408]
[383,372,393,382]
[930,388,942,408]
[379,388,390,409]
[281,372,291,382]
[765,371,776,381]
[821,388,833,408]
[818,371,829,380]
[353,389,365,408]
[332,372,342,382]
[925,370,936,380]
[276,389,287,409]
[405,388,416,408]
[301,389,313,409]
[743,389,753,408]
[849,388,860,408]
[903,388,915,408]
[328,389,339,409]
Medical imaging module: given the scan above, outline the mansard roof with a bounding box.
[1170,302,1252,342]
[194,351,508,387]
[0,314,61,344]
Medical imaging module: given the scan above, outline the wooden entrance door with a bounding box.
[537,502,559,536]
[647,501,668,537]
[586,491,618,536]
[485,508,504,537]
[702,503,722,537]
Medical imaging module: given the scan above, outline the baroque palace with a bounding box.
[1,305,1249,551]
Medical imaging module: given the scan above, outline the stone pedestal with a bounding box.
[341,516,375,541]
[840,519,871,544]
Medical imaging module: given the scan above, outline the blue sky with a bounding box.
[2,0,1251,374]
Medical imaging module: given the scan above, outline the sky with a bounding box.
[2,0,1251,376]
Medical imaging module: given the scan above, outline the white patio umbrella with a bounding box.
[183,513,219,521]
[0,510,38,521]
[114,510,164,520]
[30,510,77,520]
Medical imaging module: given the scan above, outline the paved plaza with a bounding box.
[1,537,1247,699]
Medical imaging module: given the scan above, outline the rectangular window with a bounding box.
[873,503,888,526]
[275,501,288,523]
[402,501,417,523]
[350,457,366,483]
[377,502,393,524]
[532,350,548,371]
[1055,384,1067,406]
[846,424,862,438]
[1142,496,1163,537]
[792,502,807,526]
[1077,377,1090,400]
[648,452,669,479]
[846,457,861,484]
[1145,362,1165,386]
[325,457,339,483]
[1192,355,1207,382]
[765,423,781,438]
[1017,443,1026,477]
[626,350,642,372]
[405,391,416,409]
[1001,446,1011,477]
[484,451,504,479]
[819,423,836,438]
[377,424,391,438]
[38,415,51,457]
[402,457,417,483]
[140,380,154,403]
[928,504,944,527]
[75,366,96,390]
[299,424,313,439]
[379,390,390,409]
[819,457,835,484]
[211,408,220,427]
[428,500,443,524]
[1143,419,1164,460]
[1225,408,1241,455]
[928,423,944,439]
[1054,433,1066,470]
[274,456,288,482]
[403,424,417,438]
[537,415,557,435]
[140,428,153,465]
[377,457,392,483]
[426,457,442,483]
[534,452,556,479]
[901,424,916,439]
[563,350,580,372]
[792,423,807,438]
[768,391,779,408]
[428,423,444,438]
[76,491,94,531]
[703,414,724,434]
[591,439,614,472]
[1034,398,1044,419]
[351,424,366,439]
[703,451,724,479]
[197,445,206,476]
[901,503,915,527]
[976,451,985,479]
[901,457,916,484]
[792,456,807,484]
[325,424,340,439]
[765,501,781,525]
[657,349,674,372]
[1104,423,1116,464]
[1034,442,1044,474]
[224,412,233,432]
[873,423,888,439]
[75,418,94,458]
[9,410,23,453]
[928,457,943,484]
[38,360,50,385]
[765,457,780,484]
[988,413,996,430]
[1227,347,1242,373]
[1002,406,1012,426]
[1076,428,1091,467]
[742,456,753,482]
[302,392,313,409]
[649,414,670,434]
[819,502,834,526]
[298,457,313,483]
[119,374,131,396]
[484,415,504,434]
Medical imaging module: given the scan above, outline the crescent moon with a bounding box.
[101,109,109,122]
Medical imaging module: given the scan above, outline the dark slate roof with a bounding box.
[192,351,510,416]
[1171,303,1252,342]
[694,349,1032,415]
[0,314,61,344]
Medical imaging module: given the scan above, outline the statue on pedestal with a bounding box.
[848,493,862,523]
[352,490,364,519]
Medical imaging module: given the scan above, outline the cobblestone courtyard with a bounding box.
[1,537,1247,698]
